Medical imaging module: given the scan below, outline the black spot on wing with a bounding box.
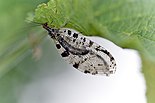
[89,40,94,47]
[95,46,101,51]
[58,36,89,55]
[110,57,114,61]
[92,71,98,75]
[51,29,54,32]
[73,33,78,38]
[103,50,110,55]
[56,44,61,49]
[96,48,110,56]
[83,37,86,42]
[110,71,114,74]
[68,30,71,35]
[84,58,87,61]
[98,64,103,66]
[73,63,79,69]
[61,51,70,57]
[56,33,60,36]
[84,70,90,74]
[73,39,76,42]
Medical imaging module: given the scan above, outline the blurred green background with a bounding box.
[0,0,50,103]
[0,0,155,103]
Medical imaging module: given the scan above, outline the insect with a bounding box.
[42,23,116,76]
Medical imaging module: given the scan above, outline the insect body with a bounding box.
[42,23,116,76]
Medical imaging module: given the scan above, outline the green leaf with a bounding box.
[34,0,155,60]
[0,0,155,103]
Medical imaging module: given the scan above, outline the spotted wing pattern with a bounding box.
[42,24,116,76]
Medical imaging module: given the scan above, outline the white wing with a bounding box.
[52,28,116,76]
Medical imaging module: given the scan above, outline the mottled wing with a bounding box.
[53,28,116,76]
